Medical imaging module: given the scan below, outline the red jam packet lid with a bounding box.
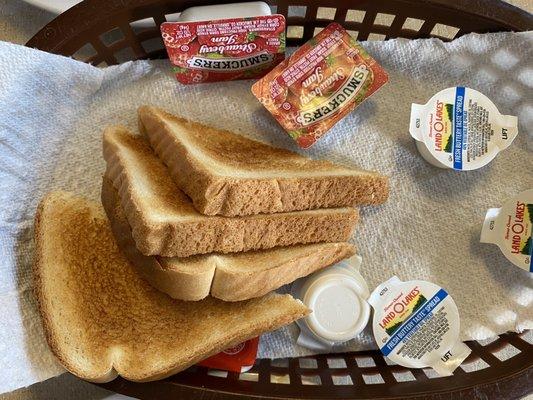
[251,22,388,148]
[198,337,259,373]
[161,15,286,84]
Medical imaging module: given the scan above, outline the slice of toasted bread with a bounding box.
[103,126,359,257]
[34,192,309,383]
[138,105,389,217]
[102,177,356,301]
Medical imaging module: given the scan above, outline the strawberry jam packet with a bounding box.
[252,23,388,148]
[198,337,259,372]
[161,15,286,84]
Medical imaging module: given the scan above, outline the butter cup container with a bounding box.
[481,189,533,272]
[290,255,370,351]
[369,277,471,376]
[409,87,518,170]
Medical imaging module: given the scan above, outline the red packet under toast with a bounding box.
[198,337,259,372]
[161,15,286,84]
[252,23,388,148]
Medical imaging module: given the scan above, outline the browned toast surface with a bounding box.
[103,127,359,257]
[34,191,309,383]
[138,105,389,216]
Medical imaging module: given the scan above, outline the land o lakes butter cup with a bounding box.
[290,255,370,351]
[409,87,518,170]
[160,2,286,84]
[369,277,471,376]
[481,189,533,273]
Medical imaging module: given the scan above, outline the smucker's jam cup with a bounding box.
[252,22,388,148]
[198,337,259,372]
[161,2,286,84]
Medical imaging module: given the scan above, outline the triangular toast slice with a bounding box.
[103,126,358,257]
[34,192,308,383]
[102,177,355,301]
[138,105,389,216]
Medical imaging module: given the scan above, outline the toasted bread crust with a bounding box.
[33,192,309,383]
[210,242,355,301]
[102,178,355,301]
[103,127,359,257]
[138,105,389,216]
[33,192,122,382]
[101,179,216,301]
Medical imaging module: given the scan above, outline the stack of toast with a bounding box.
[34,106,388,382]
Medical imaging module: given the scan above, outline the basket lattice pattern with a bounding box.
[27,0,532,67]
[100,332,532,399]
[26,1,533,398]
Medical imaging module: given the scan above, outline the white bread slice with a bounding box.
[138,105,389,217]
[103,126,359,257]
[34,191,309,383]
[102,177,356,301]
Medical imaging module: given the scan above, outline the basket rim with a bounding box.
[97,332,533,400]
[26,0,533,57]
[23,0,533,398]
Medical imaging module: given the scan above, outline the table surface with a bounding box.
[0,0,531,399]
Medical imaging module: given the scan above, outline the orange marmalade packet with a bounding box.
[251,23,388,148]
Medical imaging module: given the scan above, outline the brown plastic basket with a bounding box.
[27,1,533,399]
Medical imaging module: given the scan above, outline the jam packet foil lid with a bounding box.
[481,189,533,273]
[251,22,388,148]
[161,15,286,84]
[369,277,471,376]
[198,337,259,372]
[409,87,518,170]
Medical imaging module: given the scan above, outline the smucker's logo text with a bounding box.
[300,66,346,106]
[199,34,258,54]
[187,52,274,71]
[298,65,369,126]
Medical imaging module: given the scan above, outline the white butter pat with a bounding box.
[409,87,518,170]
[291,255,370,351]
[481,189,533,273]
[178,1,271,22]
[369,277,471,376]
